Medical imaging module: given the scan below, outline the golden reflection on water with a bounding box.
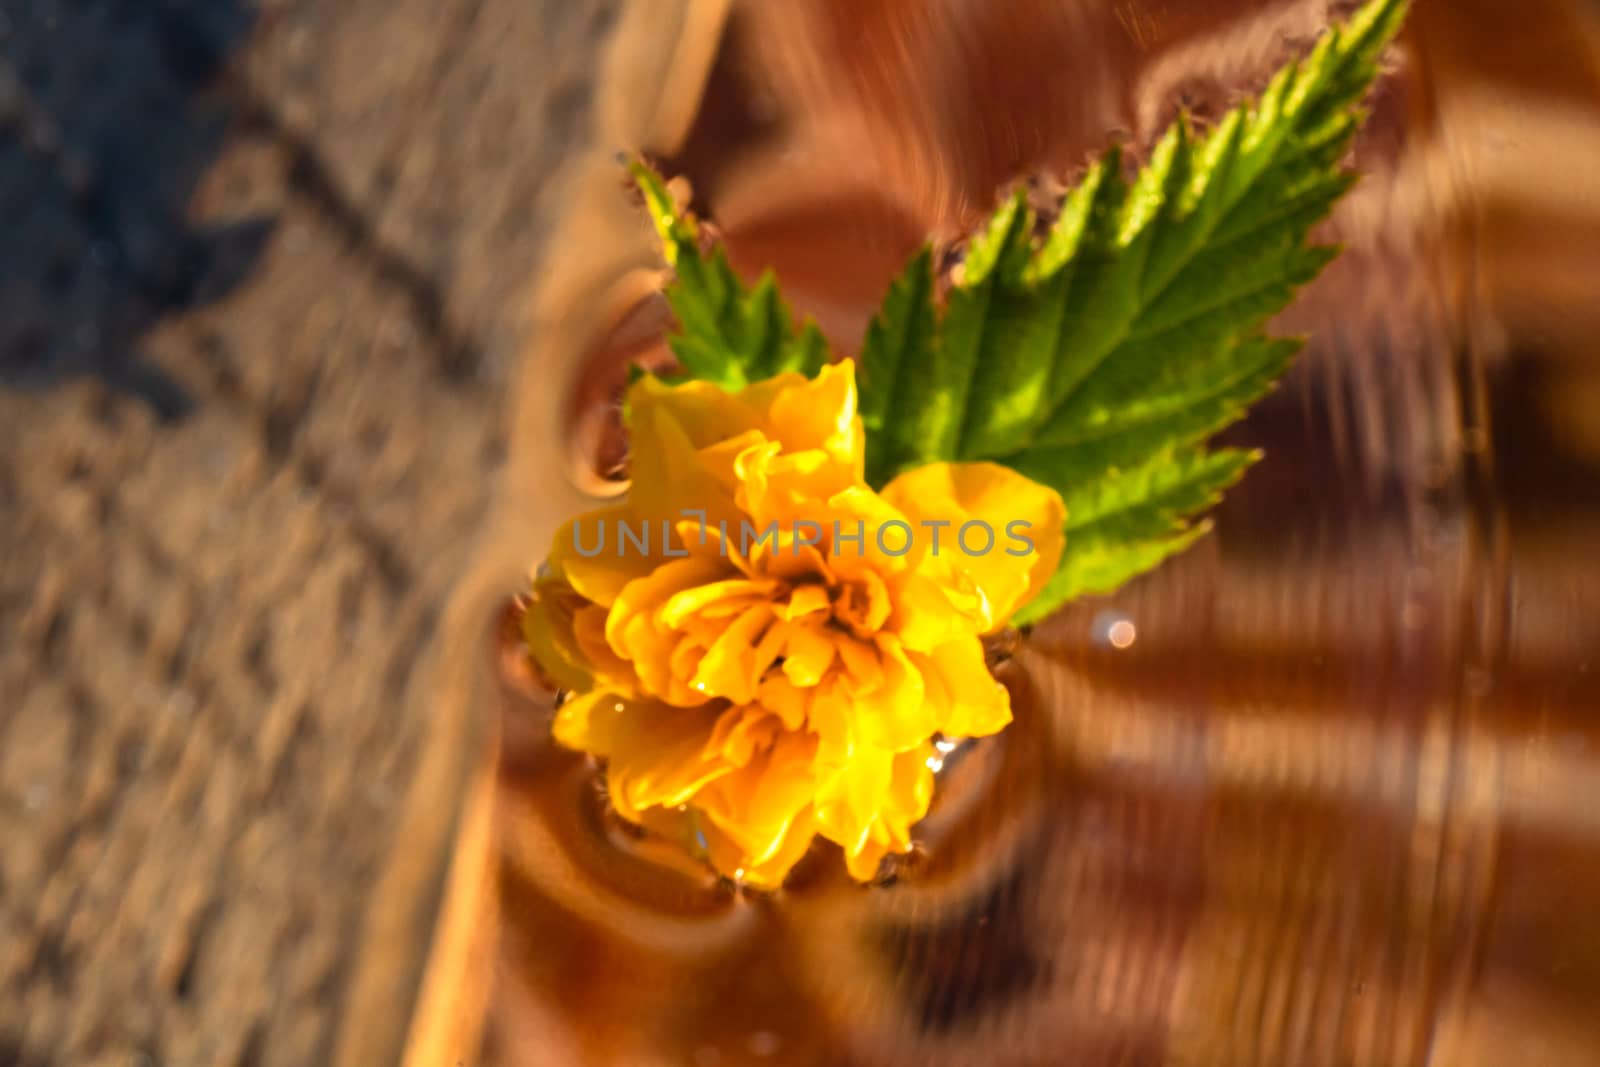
[361,2,1600,1065]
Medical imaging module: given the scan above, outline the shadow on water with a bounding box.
[0,0,270,419]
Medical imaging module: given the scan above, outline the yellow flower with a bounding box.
[523,361,1064,886]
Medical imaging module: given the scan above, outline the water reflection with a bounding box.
[394,1,1600,1064]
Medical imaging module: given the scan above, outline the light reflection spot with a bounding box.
[1109,620,1137,649]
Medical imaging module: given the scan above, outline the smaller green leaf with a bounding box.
[630,161,827,389]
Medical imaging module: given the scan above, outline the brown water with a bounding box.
[479,2,1600,1064]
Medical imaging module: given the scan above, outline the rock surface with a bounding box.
[0,2,618,1063]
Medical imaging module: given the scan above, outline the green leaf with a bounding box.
[630,161,827,389]
[857,0,1407,621]
[859,247,937,440]
[1010,447,1258,624]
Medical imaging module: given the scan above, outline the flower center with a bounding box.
[825,577,883,638]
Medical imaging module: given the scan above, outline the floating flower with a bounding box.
[524,361,1064,886]
[518,0,1406,888]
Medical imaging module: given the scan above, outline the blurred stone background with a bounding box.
[0,1,617,1063]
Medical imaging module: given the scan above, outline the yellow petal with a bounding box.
[606,556,731,683]
[675,519,755,575]
[570,603,638,691]
[689,603,774,703]
[886,744,937,831]
[754,535,835,585]
[625,384,743,526]
[601,701,732,818]
[703,706,781,768]
[521,582,599,693]
[692,428,772,499]
[813,746,893,856]
[668,634,708,687]
[626,363,860,530]
[699,730,818,864]
[840,746,933,880]
[781,621,836,687]
[749,618,790,681]
[835,569,891,635]
[850,634,933,752]
[737,446,858,532]
[882,461,1065,627]
[755,673,810,730]
[820,484,924,580]
[551,688,631,754]
[548,504,659,608]
[834,636,883,694]
[912,637,1013,739]
[843,836,890,882]
[781,583,831,620]
[702,806,819,888]
[658,578,777,629]
[625,373,767,452]
[614,610,685,701]
[887,571,976,652]
[804,676,854,756]
[558,694,728,821]
[763,360,864,475]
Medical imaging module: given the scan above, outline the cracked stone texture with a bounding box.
[0,1,619,1063]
